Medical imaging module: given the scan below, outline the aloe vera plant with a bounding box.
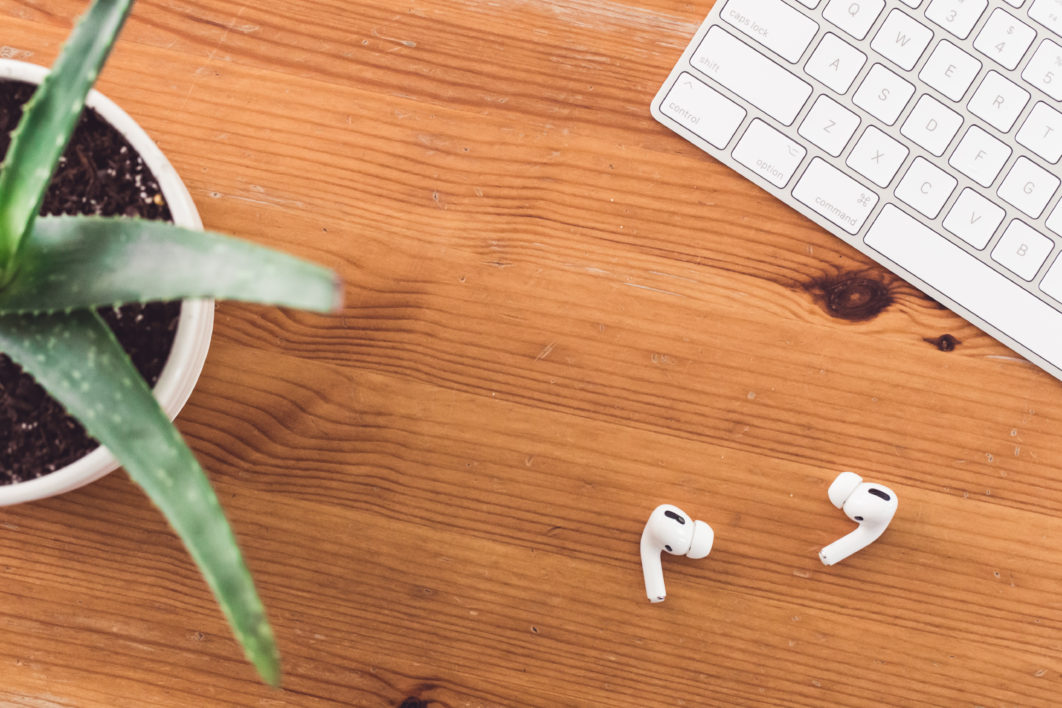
[0,0,341,685]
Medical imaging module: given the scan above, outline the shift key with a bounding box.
[691,26,812,126]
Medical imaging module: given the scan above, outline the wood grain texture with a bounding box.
[2,0,1062,704]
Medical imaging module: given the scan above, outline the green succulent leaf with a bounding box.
[0,309,280,685]
[0,0,133,281]
[0,216,342,314]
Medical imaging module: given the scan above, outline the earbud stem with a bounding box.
[819,525,885,566]
[640,533,667,602]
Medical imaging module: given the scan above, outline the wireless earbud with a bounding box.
[640,504,714,603]
[819,471,897,566]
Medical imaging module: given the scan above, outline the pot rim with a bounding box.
[0,58,215,505]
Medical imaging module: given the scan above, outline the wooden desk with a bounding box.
[2,0,1060,704]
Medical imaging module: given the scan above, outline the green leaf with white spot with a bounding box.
[0,0,133,282]
[0,216,342,314]
[0,310,280,685]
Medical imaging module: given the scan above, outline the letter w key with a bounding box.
[872,10,933,70]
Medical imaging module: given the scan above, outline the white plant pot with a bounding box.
[0,59,214,505]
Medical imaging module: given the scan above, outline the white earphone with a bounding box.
[640,504,714,603]
[819,471,898,566]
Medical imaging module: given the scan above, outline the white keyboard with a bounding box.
[652,0,1062,381]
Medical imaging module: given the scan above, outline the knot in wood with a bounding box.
[806,273,893,322]
[924,334,961,352]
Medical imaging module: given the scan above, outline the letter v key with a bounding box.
[943,188,1006,249]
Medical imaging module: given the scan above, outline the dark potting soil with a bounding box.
[0,79,181,484]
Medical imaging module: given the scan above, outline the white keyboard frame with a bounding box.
[652,0,1062,382]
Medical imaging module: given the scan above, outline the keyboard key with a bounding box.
[949,125,1012,186]
[991,220,1054,279]
[865,205,1062,371]
[920,40,981,101]
[895,156,958,217]
[1047,201,1062,235]
[1016,102,1062,163]
[1042,255,1062,304]
[805,33,867,93]
[943,188,1006,248]
[1029,0,1062,37]
[660,73,748,149]
[846,125,909,187]
[900,94,963,156]
[721,0,820,63]
[733,119,807,187]
[998,156,1060,217]
[973,9,1035,69]
[853,64,915,124]
[793,0,822,8]
[823,0,885,40]
[1021,39,1062,101]
[871,10,933,70]
[792,157,878,234]
[925,0,988,39]
[798,95,861,156]
[692,27,813,125]
[898,0,922,6]
[968,70,1029,132]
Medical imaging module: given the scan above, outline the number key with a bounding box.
[926,0,988,39]
[973,9,1035,70]
[1022,39,1062,101]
